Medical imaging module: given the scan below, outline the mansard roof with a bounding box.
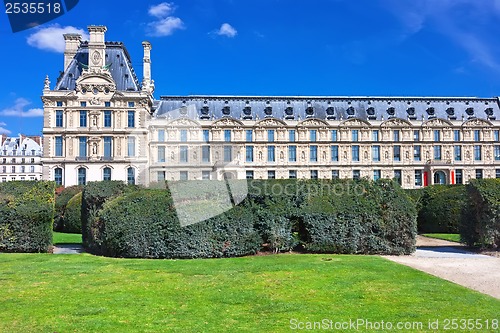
[55,41,140,92]
[154,96,500,123]
[0,135,42,156]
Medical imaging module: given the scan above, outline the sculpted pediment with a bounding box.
[339,117,371,127]
[422,118,453,127]
[298,118,329,127]
[255,117,287,127]
[75,72,116,94]
[462,118,492,127]
[380,118,412,128]
[212,117,244,127]
[167,117,201,128]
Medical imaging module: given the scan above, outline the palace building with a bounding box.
[42,26,500,188]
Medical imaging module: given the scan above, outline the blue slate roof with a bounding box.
[154,96,500,123]
[55,41,140,92]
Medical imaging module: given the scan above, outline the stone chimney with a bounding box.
[63,33,82,71]
[142,41,152,92]
[87,25,107,72]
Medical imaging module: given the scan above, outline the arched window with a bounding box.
[127,167,135,185]
[78,167,86,185]
[54,168,63,186]
[103,167,112,181]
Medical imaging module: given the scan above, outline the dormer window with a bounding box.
[446,107,455,116]
[264,106,273,116]
[466,107,475,118]
[387,107,395,117]
[243,106,252,115]
[426,107,435,118]
[222,105,231,115]
[346,106,355,117]
[285,106,294,120]
[485,108,494,117]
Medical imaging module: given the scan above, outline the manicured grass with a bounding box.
[52,232,82,245]
[0,254,498,333]
[422,233,461,243]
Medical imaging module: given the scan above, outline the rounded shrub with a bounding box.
[54,185,83,231]
[62,192,82,233]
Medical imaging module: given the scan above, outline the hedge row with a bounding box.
[0,181,55,253]
[460,179,500,248]
[82,179,417,258]
[62,192,82,234]
[54,185,83,231]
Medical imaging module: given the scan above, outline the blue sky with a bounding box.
[1,0,500,136]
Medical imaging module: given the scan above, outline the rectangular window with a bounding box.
[310,170,318,179]
[103,137,112,158]
[474,130,481,142]
[310,130,317,142]
[246,171,254,179]
[103,168,112,181]
[415,170,422,186]
[224,130,231,142]
[180,171,188,181]
[394,145,401,161]
[352,130,359,142]
[434,130,440,142]
[202,171,211,180]
[128,102,135,108]
[474,145,481,160]
[268,170,276,179]
[494,130,500,142]
[434,145,442,160]
[80,101,86,107]
[246,130,253,142]
[203,129,209,142]
[289,130,296,142]
[180,146,188,162]
[414,145,421,161]
[394,170,402,185]
[352,145,359,162]
[353,170,360,180]
[157,146,166,162]
[289,170,297,179]
[394,130,400,142]
[476,169,483,179]
[104,110,112,127]
[310,145,317,162]
[157,171,166,182]
[268,130,275,142]
[105,101,110,108]
[79,137,87,157]
[127,111,135,128]
[454,145,462,161]
[56,110,63,127]
[55,136,63,157]
[246,146,253,162]
[372,130,379,142]
[56,101,63,107]
[158,130,165,142]
[413,130,420,141]
[372,145,380,162]
[332,170,339,179]
[331,145,339,162]
[79,110,87,127]
[202,146,210,162]
[455,169,463,184]
[454,130,461,142]
[224,146,232,162]
[30,166,34,173]
[268,146,275,162]
[289,146,296,162]
[331,130,338,142]
[496,169,500,179]
[373,170,381,181]
[495,146,500,161]
[180,130,188,142]
[127,137,135,157]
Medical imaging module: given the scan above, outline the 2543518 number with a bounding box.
[5,2,61,14]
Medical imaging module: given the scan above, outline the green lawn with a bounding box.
[422,233,461,243]
[52,232,82,245]
[0,254,498,332]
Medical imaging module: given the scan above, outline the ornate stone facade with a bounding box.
[0,135,43,182]
[43,26,500,189]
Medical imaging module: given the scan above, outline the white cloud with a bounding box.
[0,98,44,118]
[217,23,237,38]
[26,24,89,53]
[0,122,10,135]
[148,2,174,18]
[147,17,185,37]
[146,2,184,37]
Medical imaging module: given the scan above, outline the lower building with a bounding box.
[0,135,43,182]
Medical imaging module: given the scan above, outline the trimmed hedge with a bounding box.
[62,192,82,234]
[81,181,134,254]
[460,179,500,248]
[300,179,417,255]
[96,189,262,258]
[0,181,55,253]
[54,185,83,231]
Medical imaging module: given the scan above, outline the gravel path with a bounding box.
[384,236,500,299]
[52,244,84,254]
